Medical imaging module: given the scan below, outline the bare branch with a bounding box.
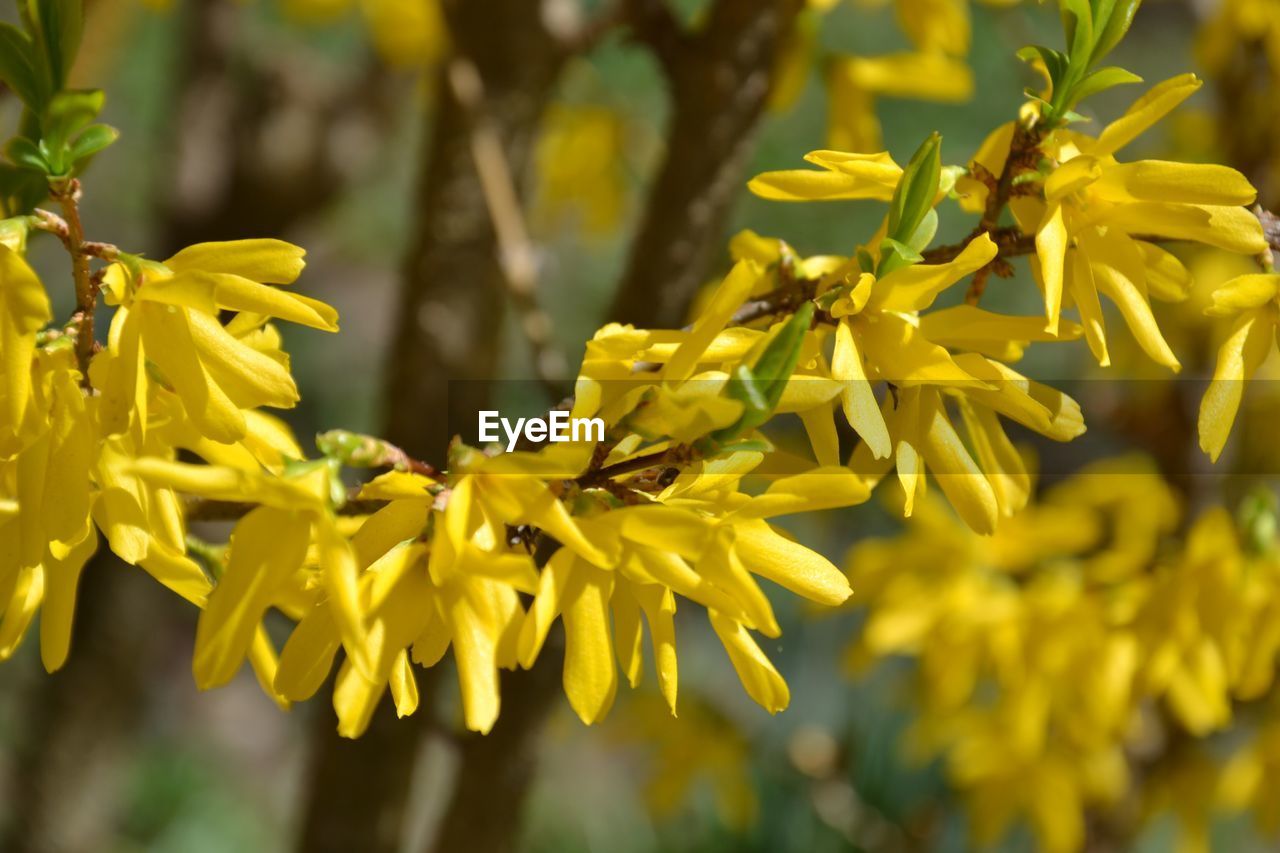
[446,57,569,399]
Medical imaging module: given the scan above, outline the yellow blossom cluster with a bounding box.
[2,0,1278,797]
[845,461,1280,852]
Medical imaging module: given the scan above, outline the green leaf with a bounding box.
[753,302,814,388]
[39,89,104,174]
[1093,0,1141,64]
[855,246,876,273]
[0,165,49,216]
[875,237,923,278]
[44,88,103,139]
[68,123,118,169]
[1071,66,1142,105]
[887,132,941,246]
[31,0,83,91]
[713,302,815,442]
[904,208,938,255]
[0,24,46,110]
[1017,44,1068,91]
[4,137,47,174]
[1060,0,1094,65]
[713,364,768,442]
[715,439,773,455]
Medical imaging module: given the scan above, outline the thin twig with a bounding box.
[47,181,101,387]
[447,58,568,401]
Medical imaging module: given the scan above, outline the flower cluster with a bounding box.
[2,0,1278,784]
[845,461,1280,852]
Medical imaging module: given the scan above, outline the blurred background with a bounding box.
[1,0,1278,850]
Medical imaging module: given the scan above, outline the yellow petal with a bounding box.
[635,585,678,714]
[1037,203,1068,334]
[1100,202,1268,255]
[748,152,900,201]
[709,610,789,713]
[612,587,644,688]
[446,586,501,734]
[1086,240,1181,371]
[194,506,310,689]
[561,562,618,724]
[1206,274,1280,317]
[870,233,997,313]
[860,313,981,387]
[516,546,573,668]
[1093,73,1202,157]
[729,466,871,519]
[1199,307,1276,462]
[1044,155,1101,202]
[248,627,291,710]
[333,657,382,739]
[164,239,306,284]
[798,405,841,467]
[1136,241,1192,302]
[1068,251,1109,366]
[1094,160,1256,206]
[918,391,998,534]
[39,523,97,672]
[276,602,341,702]
[0,244,52,428]
[389,650,419,718]
[733,519,851,605]
[832,319,892,458]
[665,260,760,383]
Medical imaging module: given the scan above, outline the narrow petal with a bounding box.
[561,562,617,725]
[1094,74,1202,157]
[831,320,891,458]
[1199,308,1277,462]
[733,519,852,605]
[1037,203,1068,334]
[709,610,790,714]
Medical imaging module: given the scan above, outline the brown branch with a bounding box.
[184,498,389,522]
[606,0,805,329]
[45,182,101,387]
[979,121,1044,235]
[446,57,569,400]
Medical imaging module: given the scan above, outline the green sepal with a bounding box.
[1071,66,1142,105]
[0,23,47,111]
[712,302,815,442]
[67,123,119,171]
[886,132,941,247]
[4,137,47,173]
[875,237,923,278]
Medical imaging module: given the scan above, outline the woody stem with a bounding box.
[49,180,98,387]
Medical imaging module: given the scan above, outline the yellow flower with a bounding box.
[1197,273,1280,461]
[0,243,52,453]
[0,346,99,672]
[97,239,337,443]
[535,104,629,236]
[748,150,902,201]
[988,75,1267,368]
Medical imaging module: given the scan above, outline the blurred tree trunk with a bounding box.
[298,3,805,853]
[1,0,400,848]
[378,3,565,466]
[296,3,567,852]
[410,3,802,853]
[608,0,803,329]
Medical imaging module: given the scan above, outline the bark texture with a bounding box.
[608,0,804,329]
[296,3,567,851]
